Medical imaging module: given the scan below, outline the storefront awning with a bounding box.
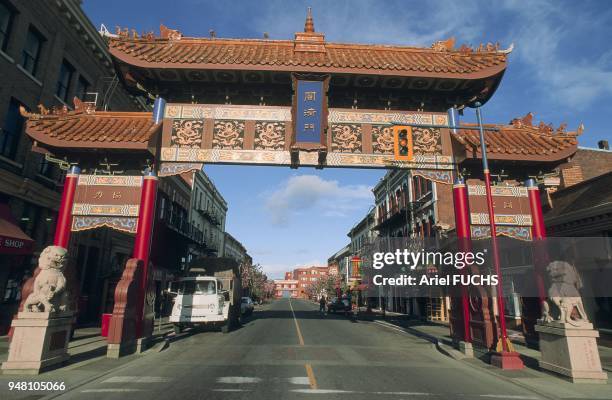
[0,204,34,255]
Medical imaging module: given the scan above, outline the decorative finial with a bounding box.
[304,7,315,33]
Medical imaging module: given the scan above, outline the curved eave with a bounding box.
[109,47,507,81]
[25,125,160,154]
[461,143,577,163]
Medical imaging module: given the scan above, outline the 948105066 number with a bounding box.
[8,381,66,391]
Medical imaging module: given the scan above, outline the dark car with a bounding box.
[327,297,351,314]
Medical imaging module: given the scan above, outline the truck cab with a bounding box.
[169,276,230,333]
[168,258,242,334]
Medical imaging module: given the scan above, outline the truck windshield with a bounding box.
[178,280,216,295]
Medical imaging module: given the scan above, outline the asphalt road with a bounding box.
[51,298,543,400]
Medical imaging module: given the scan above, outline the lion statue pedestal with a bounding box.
[2,246,74,374]
[535,261,607,383]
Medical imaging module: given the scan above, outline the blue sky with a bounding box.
[84,0,612,278]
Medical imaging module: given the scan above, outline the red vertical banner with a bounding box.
[452,178,471,343]
[133,171,158,338]
[54,166,80,248]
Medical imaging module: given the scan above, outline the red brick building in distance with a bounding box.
[292,266,329,298]
[273,279,298,298]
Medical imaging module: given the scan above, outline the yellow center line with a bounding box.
[288,299,318,390]
[289,298,305,346]
[305,363,318,390]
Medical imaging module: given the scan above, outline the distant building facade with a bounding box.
[273,279,298,298]
[187,169,227,259]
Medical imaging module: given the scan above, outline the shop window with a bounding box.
[0,98,25,159]
[21,26,44,76]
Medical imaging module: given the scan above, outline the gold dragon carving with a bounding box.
[213,121,245,150]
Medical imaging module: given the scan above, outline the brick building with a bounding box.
[273,279,298,298]
[291,266,329,299]
[0,0,147,331]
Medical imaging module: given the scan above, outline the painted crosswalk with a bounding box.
[80,374,540,399]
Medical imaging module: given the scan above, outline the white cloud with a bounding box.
[262,174,372,226]
[500,0,612,108]
[251,0,485,46]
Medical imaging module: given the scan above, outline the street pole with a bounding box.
[474,102,524,369]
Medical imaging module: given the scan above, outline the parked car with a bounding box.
[241,297,255,315]
[327,297,351,314]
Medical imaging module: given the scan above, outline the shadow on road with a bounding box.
[248,308,356,321]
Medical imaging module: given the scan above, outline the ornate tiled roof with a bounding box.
[455,113,581,161]
[109,24,509,79]
[22,98,159,151]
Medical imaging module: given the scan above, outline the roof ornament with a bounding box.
[37,104,50,116]
[431,37,455,52]
[476,42,500,53]
[510,112,583,136]
[73,97,96,114]
[304,7,315,33]
[160,24,182,41]
[116,26,130,38]
[510,112,534,128]
[499,43,514,54]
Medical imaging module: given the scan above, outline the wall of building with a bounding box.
[0,0,146,330]
[189,169,227,258]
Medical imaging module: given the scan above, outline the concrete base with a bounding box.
[535,321,608,383]
[490,351,525,370]
[106,340,137,359]
[136,336,151,354]
[1,311,73,375]
[458,341,474,358]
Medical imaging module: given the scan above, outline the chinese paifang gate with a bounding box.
[18,10,582,365]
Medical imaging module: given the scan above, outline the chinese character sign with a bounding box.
[295,80,324,143]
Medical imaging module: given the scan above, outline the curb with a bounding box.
[370,319,567,400]
[372,320,467,360]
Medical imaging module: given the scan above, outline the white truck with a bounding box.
[168,258,241,334]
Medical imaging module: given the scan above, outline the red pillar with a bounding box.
[134,170,158,338]
[54,166,80,248]
[526,178,547,301]
[452,178,472,343]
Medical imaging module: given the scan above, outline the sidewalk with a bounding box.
[361,308,612,399]
[0,318,174,400]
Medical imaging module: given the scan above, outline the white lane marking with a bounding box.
[292,389,355,394]
[479,396,539,399]
[213,388,250,392]
[372,392,431,396]
[217,376,262,384]
[82,389,145,392]
[289,377,311,385]
[103,376,170,383]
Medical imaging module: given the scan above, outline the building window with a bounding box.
[0,1,15,52]
[75,76,90,101]
[56,60,74,102]
[21,27,44,76]
[38,155,52,176]
[0,99,25,159]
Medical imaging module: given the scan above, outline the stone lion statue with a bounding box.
[24,246,70,313]
[541,260,589,326]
